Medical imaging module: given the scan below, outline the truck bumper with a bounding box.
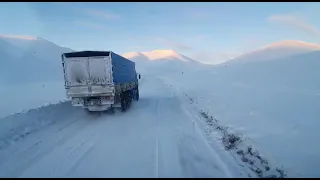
[71,96,115,107]
[71,97,85,106]
[87,105,111,112]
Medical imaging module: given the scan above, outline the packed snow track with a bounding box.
[0,77,239,178]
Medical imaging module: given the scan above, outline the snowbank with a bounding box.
[0,81,67,118]
[159,51,320,177]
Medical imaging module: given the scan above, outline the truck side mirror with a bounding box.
[138,74,141,79]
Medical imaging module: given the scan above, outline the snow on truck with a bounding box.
[61,51,140,112]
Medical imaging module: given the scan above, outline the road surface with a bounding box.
[0,77,239,178]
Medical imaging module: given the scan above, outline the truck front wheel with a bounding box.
[136,87,139,101]
[134,87,139,101]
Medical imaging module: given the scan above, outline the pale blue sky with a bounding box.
[0,2,320,63]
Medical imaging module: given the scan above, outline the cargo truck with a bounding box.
[61,51,140,112]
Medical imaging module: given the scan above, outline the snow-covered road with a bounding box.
[0,77,238,178]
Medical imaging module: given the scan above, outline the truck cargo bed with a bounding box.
[62,51,137,98]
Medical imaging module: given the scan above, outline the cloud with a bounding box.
[192,51,240,65]
[0,34,38,40]
[74,21,110,31]
[160,39,193,51]
[149,38,193,51]
[181,6,214,20]
[190,35,211,42]
[84,8,120,20]
[268,14,320,37]
[131,46,143,49]
[128,36,202,52]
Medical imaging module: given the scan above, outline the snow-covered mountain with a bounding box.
[0,36,72,85]
[122,50,205,75]
[229,40,320,64]
[123,50,199,63]
[207,40,320,91]
[1,35,72,62]
[122,52,150,63]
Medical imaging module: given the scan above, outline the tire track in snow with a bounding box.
[0,105,97,177]
[0,101,81,151]
[158,77,242,177]
[56,118,81,132]
[17,114,108,178]
[154,77,233,178]
[65,143,96,177]
[180,97,234,178]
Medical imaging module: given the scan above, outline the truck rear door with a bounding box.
[63,57,89,96]
[88,56,113,95]
[63,56,114,97]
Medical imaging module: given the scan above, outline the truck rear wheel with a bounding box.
[109,106,115,114]
[120,93,127,112]
[127,91,132,108]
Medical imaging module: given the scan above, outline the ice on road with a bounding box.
[0,77,235,178]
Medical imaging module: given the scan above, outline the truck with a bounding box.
[61,50,140,112]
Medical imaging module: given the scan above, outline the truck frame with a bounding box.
[61,51,140,112]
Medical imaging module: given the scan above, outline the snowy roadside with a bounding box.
[0,101,78,151]
[0,81,67,118]
[159,75,296,178]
